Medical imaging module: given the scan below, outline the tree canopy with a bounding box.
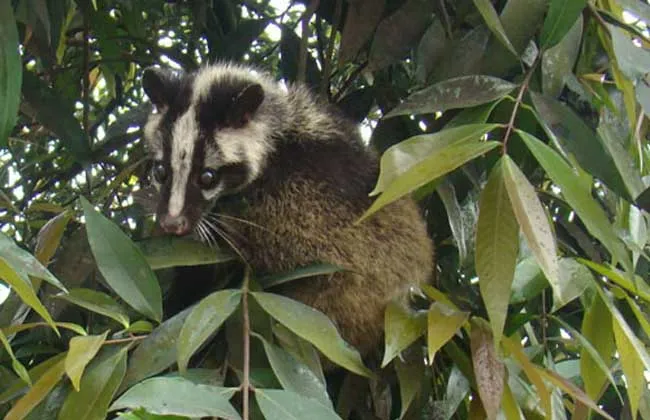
[0,0,649,419]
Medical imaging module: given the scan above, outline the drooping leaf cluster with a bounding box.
[0,0,649,419]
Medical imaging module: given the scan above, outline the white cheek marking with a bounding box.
[214,120,271,179]
[168,109,197,217]
[201,183,223,201]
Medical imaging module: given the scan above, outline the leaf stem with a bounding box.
[502,58,539,154]
[241,266,252,420]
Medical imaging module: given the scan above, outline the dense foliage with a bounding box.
[0,0,649,418]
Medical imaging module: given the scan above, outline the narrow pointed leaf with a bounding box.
[0,330,30,385]
[540,0,587,49]
[58,346,128,420]
[542,16,583,97]
[382,302,427,367]
[502,156,559,292]
[177,290,240,373]
[427,302,468,363]
[65,331,109,391]
[54,288,130,328]
[0,354,65,405]
[476,158,519,346]
[252,292,372,377]
[0,0,21,147]
[385,77,516,118]
[395,358,425,418]
[81,197,162,322]
[259,263,345,289]
[34,211,71,265]
[472,0,518,56]
[613,317,643,420]
[0,233,66,291]
[110,377,240,419]
[361,140,500,221]
[470,318,504,420]
[255,389,342,420]
[138,236,234,270]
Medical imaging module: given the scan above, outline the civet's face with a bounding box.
[141,66,270,236]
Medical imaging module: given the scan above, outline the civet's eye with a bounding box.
[199,168,219,189]
[152,161,168,183]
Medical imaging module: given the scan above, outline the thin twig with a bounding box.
[502,57,539,153]
[241,266,252,420]
[298,0,320,83]
[320,0,343,99]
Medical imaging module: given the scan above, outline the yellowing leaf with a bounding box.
[65,331,109,391]
[581,293,615,401]
[382,302,427,367]
[502,156,559,295]
[476,158,519,346]
[34,211,71,265]
[427,302,468,363]
[614,316,643,420]
[470,318,504,420]
[4,354,66,420]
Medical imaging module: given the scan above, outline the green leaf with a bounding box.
[34,211,72,265]
[518,130,632,273]
[427,302,468,363]
[551,258,592,312]
[58,346,128,420]
[502,155,560,296]
[121,308,191,392]
[65,331,109,391]
[371,124,499,196]
[0,0,21,147]
[476,158,519,346]
[578,258,650,302]
[382,302,427,367]
[252,292,372,377]
[258,263,345,290]
[255,389,342,420]
[81,197,162,322]
[530,92,630,200]
[2,321,86,337]
[361,138,500,221]
[0,330,30,385]
[4,355,66,420]
[0,353,65,405]
[110,377,240,420]
[138,236,234,270]
[472,0,518,57]
[259,337,332,408]
[394,357,425,418]
[540,0,587,49]
[509,257,546,304]
[54,288,130,328]
[21,72,91,162]
[445,101,502,128]
[470,318,504,420]
[385,77,517,118]
[609,24,650,82]
[542,15,583,97]
[177,290,240,373]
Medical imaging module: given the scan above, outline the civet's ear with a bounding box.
[142,66,178,108]
[229,83,265,127]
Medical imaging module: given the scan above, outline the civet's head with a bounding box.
[142,64,278,236]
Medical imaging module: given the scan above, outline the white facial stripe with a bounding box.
[168,109,198,217]
[213,120,271,178]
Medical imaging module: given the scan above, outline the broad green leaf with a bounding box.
[540,0,587,49]
[0,232,66,291]
[0,330,30,385]
[58,346,128,420]
[138,236,234,270]
[502,156,559,294]
[65,331,109,391]
[535,366,615,420]
[445,101,502,128]
[258,263,345,290]
[502,336,551,416]
[385,77,516,118]
[272,323,326,385]
[81,197,162,322]
[361,140,500,221]
[415,18,447,84]
[609,25,650,82]
[394,358,425,418]
[470,318,504,420]
[0,354,65,405]
[476,158,519,346]
[110,377,240,419]
[0,0,21,147]
[472,0,518,57]
[509,257,546,304]
[518,130,632,273]
[121,308,191,392]
[4,355,66,420]
[371,124,499,196]
[116,409,187,420]
[578,258,650,302]
[259,337,331,408]
[530,92,630,199]
[427,302,468,363]
[255,388,342,420]
[551,258,593,312]
[421,284,459,310]
[581,293,617,401]
[252,292,372,377]
[177,290,240,373]
[542,15,583,97]
[613,316,643,420]
[382,302,427,367]
[0,260,57,331]
[54,288,130,328]
[34,211,71,265]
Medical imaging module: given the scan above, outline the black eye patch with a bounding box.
[218,163,250,193]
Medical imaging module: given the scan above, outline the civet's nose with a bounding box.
[160,214,190,236]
